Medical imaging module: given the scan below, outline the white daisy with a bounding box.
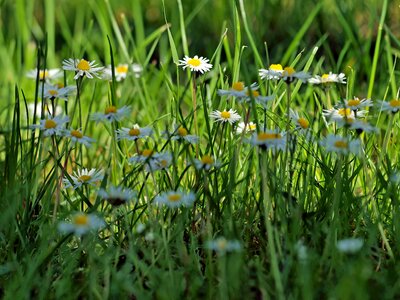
[153,190,196,208]
[91,105,131,123]
[290,109,310,131]
[169,126,199,144]
[58,212,105,236]
[30,115,69,136]
[308,72,346,84]
[322,108,367,124]
[343,97,373,111]
[115,124,153,141]
[210,109,241,125]
[146,152,173,172]
[346,120,378,133]
[26,68,62,81]
[242,89,274,107]
[64,129,95,147]
[178,55,212,74]
[281,66,311,83]
[259,64,284,80]
[193,154,221,170]
[249,130,286,151]
[236,122,257,134]
[129,149,155,165]
[376,99,400,114]
[320,134,361,155]
[217,82,259,99]
[63,168,103,189]
[62,58,104,80]
[336,238,364,254]
[39,83,76,100]
[205,237,242,255]
[101,63,142,81]
[98,185,137,207]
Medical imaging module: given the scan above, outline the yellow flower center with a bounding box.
[57,83,65,88]
[48,90,58,96]
[283,67,295,76]
[201,155,214,165]
[77,59,90,71]
[321,74,330,79]
[71,130,83,138]
[159,159,169,168]
[168,193,182,202]
[39,70,49,80]
[187,58,201,67]
[177,127,188,136]
[220,111,231,119]
[347,99,360,107]
[73,214,89,226]
[142,149,153,157]
[298,118,309,129]
[44,119,57,129]
[105,106,117,114]
[270,64,283,71]
[116,65,128,74]
[248,123,257,131]
[246,90,260,98]
[232,82,245,91]
[257,132,282,141]
[129,128,141,136]
[389,99,400,107]
[338,108,352,117]
[78,175,92,182]
[334,141,348,149]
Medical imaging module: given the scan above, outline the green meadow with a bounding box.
[1,0,400,298]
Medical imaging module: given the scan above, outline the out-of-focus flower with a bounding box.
[30,115,69,136]
[153,190,196,208]
[91,105,131,123]
[205,237,242,255]
[98,185,137,207]
[63,168,103,189]
[58,212,105,236]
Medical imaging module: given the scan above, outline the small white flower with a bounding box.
[205,237,242,255]
[376,99,400,114]
[193,155,221,170]
[210,109,241,125]
[343,97,373,111]
[259,64,310,83]
[62,58,104,80]
[242,89,274,108]
[98,185,137,207]
[249,130,286,151]
[259,64,284,80]
[346,120,378,133]
[30,115,69,136]
[129,149,155,165]
[217,82,258,99]
[146,152,173,172]
[153,190,196,208]
[64,129,95,147]
[26,68,62,81]
[290,109,310,131]
[115,124,153,141]
[308,72,346,84]
[281,66,311,83]
[236,122,257,134]
[102,63,142,81]
[63,168,103,189]
[39,83,76,100]
[336,238,364,254]
[58,212,105,236]
[322,108,367,124]
[178,55,212,74]
[320,134,361,155]
[169,126,199,144]
[91,105,131,123]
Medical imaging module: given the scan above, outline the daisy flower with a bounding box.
[153,190,196,208]
[217,82,258,99]
[308,72,346,85]
[205,237,242,255]
[250,130,286,151]
[178,55,212,74]
[322,108,367,124]
[193,154,221,170]
[91,105,131,123]
[115,124,153,141]
[376,99,400,114]
[98,185,137,207]
[62,58,104,80]
[346,120,378,134]
[102,63,142,81]
[169,126,199,144]
[242,89,274,107]
[320,134,361,155]
[210,109,241,125]
[58,212,105,236]
[290,109,310,131]
[39,83,76,100]
[64,128,95,147]
[63,168,103,189]
[336,238,364,254]
[30,115,69,136]
[259,64,284,80]
[129,149,155,164]
[343,97,373,111]
[146,152,173,172]
[26,68,62,81]
[281,66,311,83]
[236,122,257,134]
